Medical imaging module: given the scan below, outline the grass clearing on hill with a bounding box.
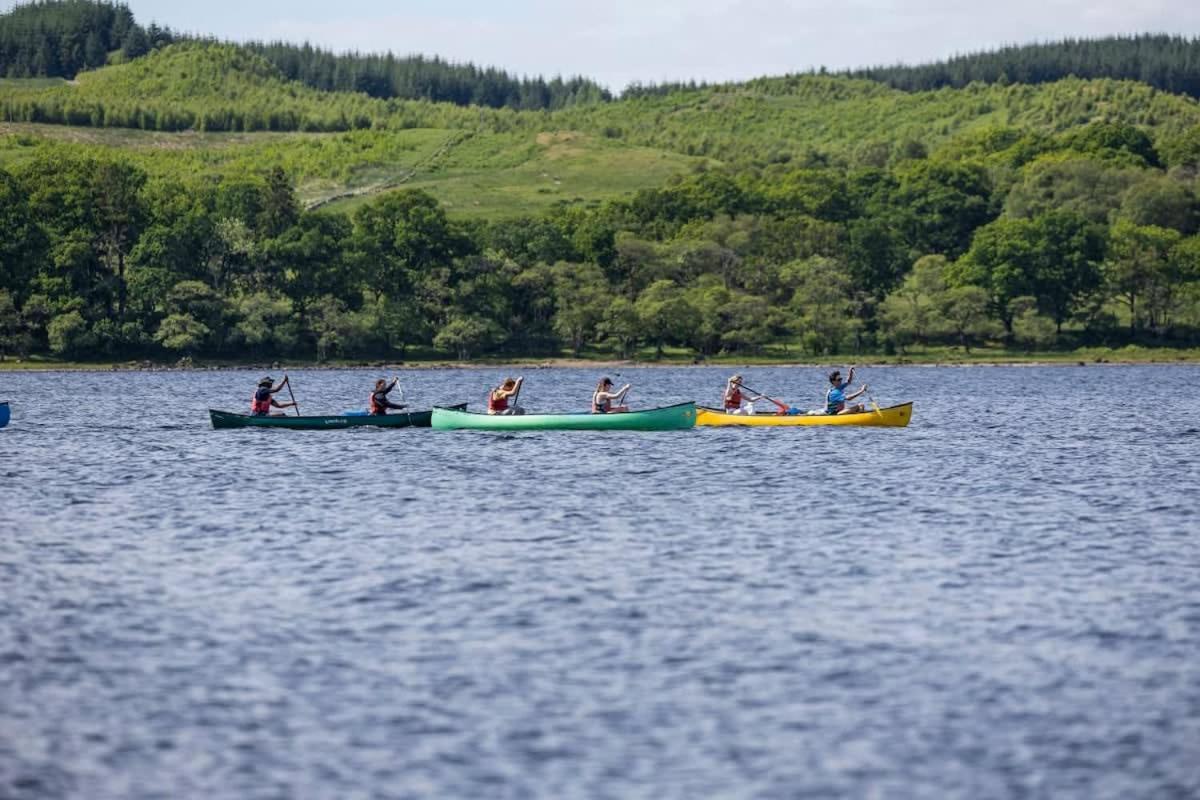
[0,123,709,217]
[328,130,712,218]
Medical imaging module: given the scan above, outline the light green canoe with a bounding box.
[431,402,697,431]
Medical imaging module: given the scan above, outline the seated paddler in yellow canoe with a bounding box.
[720,368,878,416]
[699,368,910,427]
[823,366,870,415]
[720,374,798,415]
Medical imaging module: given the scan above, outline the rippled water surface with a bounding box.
[2,365,1199,799]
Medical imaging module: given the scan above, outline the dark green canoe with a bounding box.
[210,404,465,430]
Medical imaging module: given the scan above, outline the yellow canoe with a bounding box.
[696,402,913,427]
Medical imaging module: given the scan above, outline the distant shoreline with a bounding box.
[4,349,1200,373]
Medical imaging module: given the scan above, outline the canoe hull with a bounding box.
[696,402,913,427]
[432,402,697,431]
[210,405,464,430]
[0,401,8,429]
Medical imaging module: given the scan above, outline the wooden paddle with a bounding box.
[856,370,881,416]
[285,374,300,416]
[737,383,790,414]
[867,389,883,416]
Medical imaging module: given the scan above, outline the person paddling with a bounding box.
[488,376,524,416]
[370,378,407,416]
[723,374,764,415]
[723,375,747,413]
[251,376,296,416]
[592,377,630,414]
[826,367,868,415]
[725,375,799,415]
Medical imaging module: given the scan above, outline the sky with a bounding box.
[10,0,1200,90]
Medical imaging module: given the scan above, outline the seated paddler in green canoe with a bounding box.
[487,376,525,415]
[592,377,631,413]
[370,378,407,415]
[251,375,297,416]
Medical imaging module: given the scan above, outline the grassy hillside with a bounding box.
[3,43,1199,217]
[0,123,711,217]
[555,76,1200,165]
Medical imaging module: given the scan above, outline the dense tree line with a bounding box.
[850,35,1200,99]
[243,42,610,110]
[575,35,1200,102]
[2,118,1199,366]
[0,0,174,78]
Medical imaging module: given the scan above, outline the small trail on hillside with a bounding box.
[304,129,474,211]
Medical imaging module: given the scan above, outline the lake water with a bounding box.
[1,365,1198,799]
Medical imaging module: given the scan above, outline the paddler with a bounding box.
[370,378,407,416]
[723,374,760,415]
[826,366,868,415]
[724,375,797,415]
[592,377,630,414]
[487,376,524,415]
[251,375,296,416]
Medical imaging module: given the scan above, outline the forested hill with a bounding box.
[0,0,609,110]
[6,41,1200,148]
[849,35,1200,99]
[0,43,462,132]
[6,2,1199,111]
[0,0,174,77]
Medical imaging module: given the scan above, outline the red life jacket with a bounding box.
[724,387,743,410]
[488,390,508,414]
[251,389,272,415]
[370,392,387,415]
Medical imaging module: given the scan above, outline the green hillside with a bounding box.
[3,43,1199,217]
[0,0,605,110]
[0,122,710,217]
[0,42,488,132]
[5,43,1200,153]
[556,75,1200,165]
[1,36,1200,367]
